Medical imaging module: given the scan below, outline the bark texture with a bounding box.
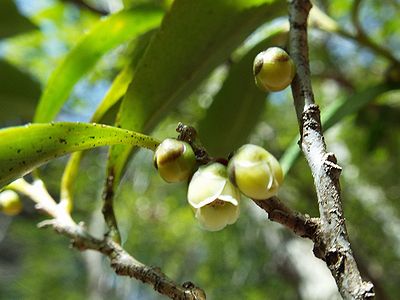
[288,0,374,298]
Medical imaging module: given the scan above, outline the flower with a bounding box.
[227,144,283,200]
[187,163,240,231]
[153,138,196,183]
[253,47,295,92]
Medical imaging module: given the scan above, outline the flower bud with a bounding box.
[154,138,196,183]
[228,144,283,200]
[187,163,240,231]
[0,190,22,216]
[253,47,295,92]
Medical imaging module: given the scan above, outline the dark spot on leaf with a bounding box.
[59,138,67,144]
[17,149,21,154]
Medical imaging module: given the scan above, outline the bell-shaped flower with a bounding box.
[187,163,240,231]
[228,144,283,200]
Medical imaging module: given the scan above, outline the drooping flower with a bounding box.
[187,163,240,231]
[228,144,283,200]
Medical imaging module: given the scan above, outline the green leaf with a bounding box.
[59,30,155,208]
[198,29,287,157]
[108,0,285,186]
[0,1,37,39]
[0,60,41,123]
[33,7,163,123]
[280,83,400,174]
[0,122,159,188]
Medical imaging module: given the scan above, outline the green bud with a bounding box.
[187,163,240,231]
[228,144,283,200]
[154,138,196,183]
[0,190,22,216]
[253,47,295,92]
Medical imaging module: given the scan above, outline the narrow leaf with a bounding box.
[198,29,287,157]
[108,0,285,186]
[34,7,163,122]
[59,30,155,209]
[0,122,159,188]
[280,83,400,174]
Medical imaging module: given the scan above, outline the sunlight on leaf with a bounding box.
[34,7,163,123]
[0,122,159,188]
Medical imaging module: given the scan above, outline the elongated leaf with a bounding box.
[108,0,285,186]
[280,83,400,174]
[34,7,163,122]
[59,30,156,208]
[0,122,159,188]
[198,29,287,157]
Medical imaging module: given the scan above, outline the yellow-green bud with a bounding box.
[228,144,283,200]
[0,190,22,216]
[154,138,196,183]
[187,163,240,231]
[253,47,295,92]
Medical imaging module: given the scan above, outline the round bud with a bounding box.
[153,138,196,183]
[253,47,295,92]
[0,190,22,216]
[227,144,283,200]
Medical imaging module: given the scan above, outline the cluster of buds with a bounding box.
[152,46,290,231]
[154,139,283,232]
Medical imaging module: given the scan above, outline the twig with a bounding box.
[252,196,319,239]
[288,0,374,299]
[9,178,206,300]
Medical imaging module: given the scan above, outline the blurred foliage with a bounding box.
[0,0,400,299]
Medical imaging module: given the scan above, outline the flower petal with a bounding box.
[187,169,226,208]
[195,203,240,231]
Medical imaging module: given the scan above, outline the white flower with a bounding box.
[187,163,240,231]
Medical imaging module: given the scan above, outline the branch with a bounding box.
[288,0,374,299]
[9,178,206,300]
[252,196,319,240]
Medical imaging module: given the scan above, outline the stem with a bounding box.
[8,178,206,300]
[288,0,374,298]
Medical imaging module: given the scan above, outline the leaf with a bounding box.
[0,1,37,39]
[34,7,163,123]
[0,60,41,123]
[108,0,286,186]
[280,83,400,174]
[198,29,287,157]
[59,30,156,207]
[0,122,159,188]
